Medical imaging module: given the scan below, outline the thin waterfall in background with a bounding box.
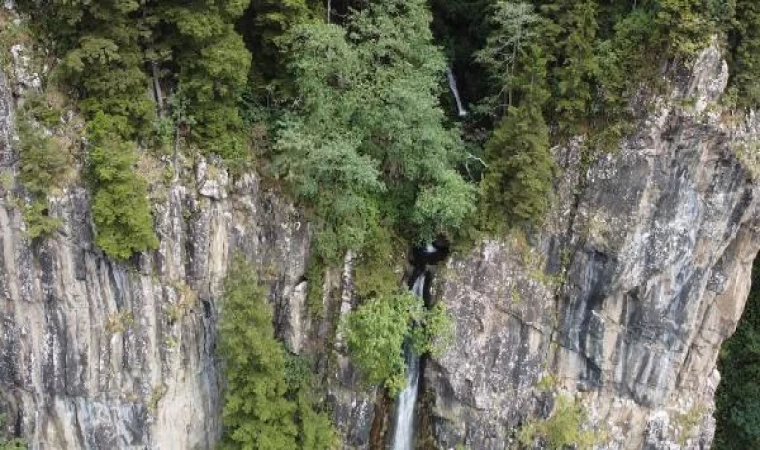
[446,67,468,117]
[391,274,426,450]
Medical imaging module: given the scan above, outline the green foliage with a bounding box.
[219,257,336,450]
[714,258,760,449]
[480,101,554,228]
[242,0,312,89]
[342,292,453,395]
[161,1,252,160]
[23,200,62,239]
[653,0,717,58]
[219,257,298,449]
[17,0,252,161]
[87,113,158,260]
[353,224,404,300]
[727,1,760,109]
[409,302,455,358]
[342,293,419,395]
[540,0,599,137]
[285,354,339,450]
[475,1,541,116]
[276,0,475,260]
[517,394,600,450]
[15,108,69,238]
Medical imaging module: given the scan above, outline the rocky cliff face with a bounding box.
[424,45,760,449]
[0,67,312,449]
[0,13,758,450]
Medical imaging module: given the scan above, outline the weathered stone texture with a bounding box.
[1,15,759,449]
[425,44,760,449]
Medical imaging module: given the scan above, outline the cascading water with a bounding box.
[391,274,426,450]
[446,67,468,118]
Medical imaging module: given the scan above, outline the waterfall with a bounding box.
[446,67,467,118]
[391,274,425,450]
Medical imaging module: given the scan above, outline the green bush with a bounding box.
[0,414,25,449]
[87,113,158,260]
[518,394,600,450]
[15,116,69,238]
[219,257,336,450]
[342,292,454,395]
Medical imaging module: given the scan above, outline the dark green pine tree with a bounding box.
[87,113,159,260]
[158,0,252,160]
[480,42,554,228]
[540,0,599,137]
[481,103,554,227]
[47,0,156,137]
[218,257,299,449]
[729,1,760,109]
[241,0,313,87]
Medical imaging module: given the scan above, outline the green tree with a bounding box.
[242,0,312,87]
[159,0,252,160]
[727,1,760,109]
[714,259,760,449]
[16,116,69,238]
[480,100,554,228]
[35,0,157,137]
[277,0,475,260]
[219,257,299,449]
[284,355,338,450]
[540,0,599,137]
[653,0,716,58]
[219,257,337,449]
[475,1,541,116]
[342,292,453,395]
[87,113,158,260]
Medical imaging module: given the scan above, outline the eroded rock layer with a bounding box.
[425,45,760,450]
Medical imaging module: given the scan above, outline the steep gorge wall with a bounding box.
[0,14,759,450]
[424,45,760,449]
[0,63,320,447]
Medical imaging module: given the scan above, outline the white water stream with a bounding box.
[390,274,426,450]
[446,67,468,117]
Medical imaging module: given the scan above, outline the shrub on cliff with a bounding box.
[517,394,601,450]
[342,292,453,395]
[16,115,69,238]
[219,257,336,449]
[87,114,158,260]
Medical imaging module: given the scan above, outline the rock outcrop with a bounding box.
[424,44,760,449]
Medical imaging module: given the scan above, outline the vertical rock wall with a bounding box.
[424,45,760,449]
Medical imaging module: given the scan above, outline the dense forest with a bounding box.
[2,0,760,448]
